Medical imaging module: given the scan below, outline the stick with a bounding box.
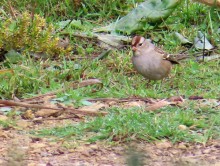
[88,97,154,103]
[0,100,107,116]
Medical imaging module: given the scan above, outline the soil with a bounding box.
[0,98,220,166]
[0,117,220,166]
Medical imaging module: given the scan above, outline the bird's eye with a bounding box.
[138,43,143,46]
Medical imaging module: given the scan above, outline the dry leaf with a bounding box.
[22,109,35,119]
[121,101,146,109]
[168,96,184,102]
[35,109,62,118]
[72,79,103,92]
[146,100,170,111]
[80,102,108,112]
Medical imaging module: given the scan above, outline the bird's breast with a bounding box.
[132,54,171,80]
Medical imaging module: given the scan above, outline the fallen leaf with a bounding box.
[72,79,103,91]
[35,109,62,118]
[194,31,214,50]
[94,0,181,34]
[168,96,184,102]
[174,32,192,45]
[80,102,108,112]
[22,109,35,119]
[146,100,170,111]
[121,101,145,108]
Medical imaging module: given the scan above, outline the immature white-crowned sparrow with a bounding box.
[131,36,179,80]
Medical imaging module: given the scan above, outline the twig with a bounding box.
[32,115,82,121]
[0,100,107,116]
[88,97,154,103]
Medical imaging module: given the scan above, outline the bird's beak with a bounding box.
[132,46,137,51]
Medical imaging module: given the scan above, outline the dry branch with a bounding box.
[0,100,107,117]
[88,97,154,103]
[145,100,171,111]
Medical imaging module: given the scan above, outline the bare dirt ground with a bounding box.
[0,97,220,166]
[0,117,220,166]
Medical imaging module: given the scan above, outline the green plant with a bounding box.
[0,12,71,57]
[37,106,220,144]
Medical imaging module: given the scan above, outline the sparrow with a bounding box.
[131,36,179,81]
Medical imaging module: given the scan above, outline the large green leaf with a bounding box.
[95,0,181,34]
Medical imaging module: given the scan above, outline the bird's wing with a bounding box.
[163,54,179,64]
[154,47,179,64]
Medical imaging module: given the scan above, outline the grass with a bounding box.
[1,55,219,99]
[0,0,220,144]
[0,119,16,129]
[0,0,142,21]
[37,105,220,144]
